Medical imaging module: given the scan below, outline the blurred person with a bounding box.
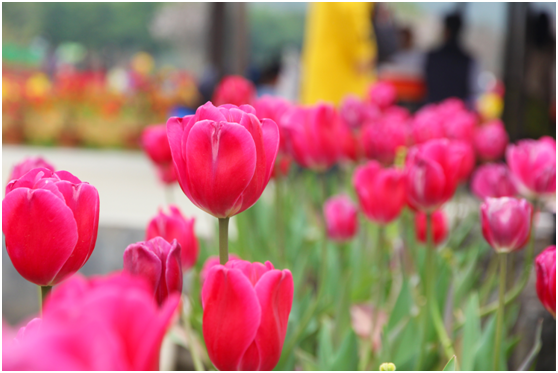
[372,3,400,64]
[388,28,425,78]
[300,2,376,106]
[256,59,281,97]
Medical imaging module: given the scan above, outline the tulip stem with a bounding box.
[218,218,229,265]
[275,168,286,265]
[494,253,507,371]
[39,285,52,313]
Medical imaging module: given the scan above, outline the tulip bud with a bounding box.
[323,195,359,242]
[415,210,448,246]
[123,237,183,305]
[471,163,517,199]
[535,245,556,317]
[368,81,397,109]
[2,168,100,286]
[474,120,509,162]
[480,197,533,253]
[8,157,55,183]
[202,260,293,370]
[379,362,396,371]
[213,75,256,106]
[141,124,177,184]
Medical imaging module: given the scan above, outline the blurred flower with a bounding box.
[350,304,388,352]
[339,124,363,163]
[323,195,359,242]
[131,51,155,76]
[202,260,293,370]
[340,95,376,129]
[437,97,466,118]
[453,140,476,182]
[379,362,397,371]
[443,110,476,143]
[252,95,291,154]
[141,124,177,184]
[200,254,241,286]
[471,163,517,199]
[167,102,279,218]
[8,156,56,183]
[25,73,51,100]
[2,168,99,286]
[213,75,256,106]
[270,155,292,179]
[411,105,445,145]
[415,210,448,246]
[477,92,504,121]
[535,245,556,317]
[368,81,397,109]
[362,120,409,166]
[473,119,509,162]
[14,318,43,344]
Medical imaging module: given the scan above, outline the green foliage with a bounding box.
[443,355,457,371]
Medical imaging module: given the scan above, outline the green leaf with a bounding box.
[317,318,334,370]
[460,293,481,371]
[387,279,413,331]
[443,355,457,371]
[330,329,359,371]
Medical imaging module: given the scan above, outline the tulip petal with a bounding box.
[165,239,183,298]
[261,118,280,183]
[167,116,194,200]
[196,102,227,122]
[226,260,273,286]
[123,243,163,299]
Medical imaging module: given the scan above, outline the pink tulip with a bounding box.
[443,111,476,143]
[2,168,99,286]
[405,139,463,212]
[415,210,448,246]
[146,205,199,271]
[339,124,363,163]
[473,119,509,162]
[281,103,342,171]
[202,260,293,370]
[323,195,359,242]
[480,197,533,253]
[368,81,397,109]
[437,97,466,118]
[252,95,291,154]
[454,140,476,182]
[15,318,43,343]
[123,237,183,305]
[141,124,177,184]
[213,75,256,107]
[200,254,241,285]
[535,245,556,317]
[471,163,517,199]
[506,136,556,198]
[362,119,409,166]
[167,102,279,218]
[411,105,445,145]
[3,273,179,370]
[340,95,371,129]
[353,160,407,224]
[8,157,55,183]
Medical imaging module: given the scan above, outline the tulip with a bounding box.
[200,254,241,285]
[443,111,476,143]
[202,260,293,370]
[368,81,397,109]
[535,245,556,317]
[382,105,411,123]
[471,163,517,199]
[453,140,476,182]
[252,95,291,155]
[473,119,509,162]
[323,195,359,241]
[437,97,466,118]
[354,160,407,224]
[8,156,55,183]
[411,105,445,145]
[3,273,179,370]
[339,124,363,163]
[480,197,532,253]
[270,155,292,179]
[123,237,183,305]
[340,95,376,129]
[415,210,448,246]
[362,120,409,166]
[141,124,177,184]
[506,136,556,198]
[15,318,42,343]
[166,102,279,218]
[2,168,99,286]
[146,205,199,271]
[213,75,256,107]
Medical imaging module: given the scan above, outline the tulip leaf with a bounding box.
[460,293,480,371]
[442,355,457,371]
[317,317,335,370]
[391,317,421,369]
[329,329,359,371]
[387,278,413,331]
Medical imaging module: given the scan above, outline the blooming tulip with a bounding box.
[213,75,256,107]
[339,124,363,163]
[415,210,448,246]
[480,197,533,253]
[506,136,556,198]
[474,119,509,162]
[454,140,476,182]
[200,254,241,285]
[437,97,466,118]
[471,163,517,199]
[340,95,381,129]
[368,81,397,109]
[443,111,476,143]
[535,245,556,317]
[141,124,177,184]
[253,95,291,154]
[411,105,445,145]
[362,120,409,166]
[167,102,279,218]
[146,205,199,271]
[8,156,55,183]
[354,160,407,224]
[2,168,99,286]
[202,260,293,370]
[323,195,359,241]
[123,237,183,305]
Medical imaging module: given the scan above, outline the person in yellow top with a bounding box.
[300,2,377,106]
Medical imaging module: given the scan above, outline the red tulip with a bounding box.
[167,102,279,218]
[340,95,378,129]
[281,103,342,171]
[506,136,556,198]
[123,237,183,305]
[146,205,199,271]
[339,124,363,163]
[362,119,409,166]
[471,163,517,199]
[141,124,177,184]
[480,197,533,253]
[405,139,463,212]
[443,111,476,143]
[213,75,256,107]
[353,160,407,224]
[437,97,466,118]
[270,155,292,179]
[411,105,445,145]
[453,140,476,182]
[323,195,359,242]
[2,168,99,286]
[473,119,509,162]
[3,273,179,370]
[535,245,556,317]
[368,81,397,109]
[200,254,241,285]
[202,260,293,370]
[14,318,42,344]
[8,156,55,183]
[415,210,448,246]
[253,95,291,155]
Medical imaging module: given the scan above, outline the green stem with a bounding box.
[218,218,229,265]
[377,226,386,305]
[275,166,286,266]
[182,298,204,371]
[39,285,52,315]
[494,253,508,371]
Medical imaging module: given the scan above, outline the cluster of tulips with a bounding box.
[2,75,556,371]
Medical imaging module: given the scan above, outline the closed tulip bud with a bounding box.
[535,245,556,317]
[415,210,448,246]
[123,237,183,305]
[167,102,279,218]
[323,195,359,241]
[354,161,407,225]
[362,119,409,166]
[368,81,397,109]
[506,136,556,198]
[146,205,199,271]
[141,124,177,184]
[8,157,55,183]
[202,260,293,370]
[471,163,517,199]
[480,197,533,253]
[411,105,445,145]
[474,119,509,162]
[213,75,256,106]
[2,168,99,286]
[200,254,241,286]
